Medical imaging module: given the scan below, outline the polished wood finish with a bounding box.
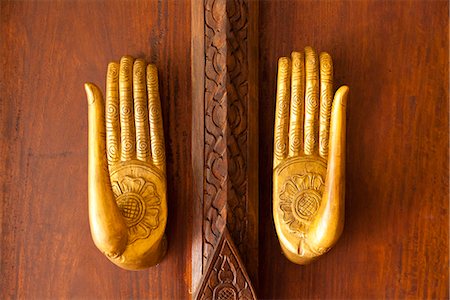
[1,1,191,298]
[191,0,259,296]
[1,0,448,298]
[194,228,257,299]
[259,0,449,298]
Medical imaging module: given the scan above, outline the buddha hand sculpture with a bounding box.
[273,47,349,264]
[85,56,167,270]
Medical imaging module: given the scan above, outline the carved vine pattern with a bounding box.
[203,0,249,271]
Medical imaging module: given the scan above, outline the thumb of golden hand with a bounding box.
[85,83,128,258]
[309,86,348,250]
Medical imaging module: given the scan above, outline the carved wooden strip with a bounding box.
[192,0,258,294]
[194,228,257,300]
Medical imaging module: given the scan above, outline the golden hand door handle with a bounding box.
[85,56,167,270]
[273,47,349,264]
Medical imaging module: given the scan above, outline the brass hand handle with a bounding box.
[85,56,167,270]
[273,47,348,264]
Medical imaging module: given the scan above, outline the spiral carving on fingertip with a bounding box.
[319,53,333,158]
[151,142,166,167]
[149,106,161,123]
[319,87,332,158]
[306,55,316,68]
[305,86,319,114]
[304,129,316,155]
[120,57,133,83]
[122,139,133,152]
[134,62,146,86]
[134,104,147,121]
[319,134,329,158]
[133,61,150,162]
[292,54,302,69]
[146,65,159,92]
[319,53,333,83]
[106,105,120,162]
[120,104,132,118]
[275,138,287,155]
[146,65,165,169]
[137,140,149,152]
[120,97,135,161]
[107,142,119,162]
[106,63,120,163]
[304,48,319,156]
[106,104,119,121]
[136,139,150,161]
[305,47,317,73]
[304,86,318,155]
[288,52,304,156]
[274,58,291,165]
[289,131,301,154]
[107,63,119,81]
[274,124,288,159]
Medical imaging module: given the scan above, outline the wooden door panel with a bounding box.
[1,1,191,298]
[1,0,448,299]
[258,1,448,298]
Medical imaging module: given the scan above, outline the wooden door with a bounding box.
[1,0,448,299]
[258,1,448,298]
[1,1,192,298]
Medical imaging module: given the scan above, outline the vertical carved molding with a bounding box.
[192,0,258,297]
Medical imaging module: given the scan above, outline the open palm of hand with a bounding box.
[85,56,167,270]
[273,47,348,264]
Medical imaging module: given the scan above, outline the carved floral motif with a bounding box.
[111,176,161,244]
[279,173,325,234]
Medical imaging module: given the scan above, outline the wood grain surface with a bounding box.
[191,0,259,295]
[1,0,448,299]
[258,0,449,299]
[1,1,192,298]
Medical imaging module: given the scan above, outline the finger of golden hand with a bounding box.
[274,47,334,168]
[106,56,165,171]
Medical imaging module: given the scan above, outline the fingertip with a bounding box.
[146,63,158,73]
[336,85,349,107]
[278,56,290,66]
[84,83,96,104]
[291,51,302,58]
[134,58,145,65]
[120,55,134,63]
[134,59,146,73]
[107,62,119,73]
[319,51,331,59]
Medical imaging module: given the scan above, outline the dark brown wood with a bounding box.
[1,0,448,299]
[0,1,192,298]
[258,0,449,298]
[191,0,259,296]
[194,228,256,299]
